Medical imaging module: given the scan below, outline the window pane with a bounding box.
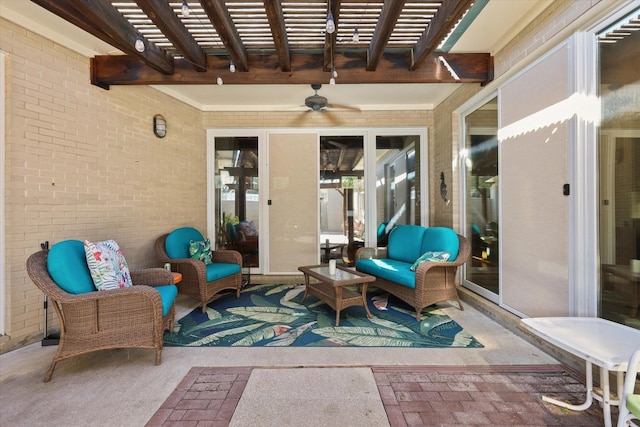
[375,135,420,247]
[214,137,259,268]
[598,9,640,327]
[319,136,364,265]
[463,97,499,296]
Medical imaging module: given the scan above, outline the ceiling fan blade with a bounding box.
[326,103,361,111]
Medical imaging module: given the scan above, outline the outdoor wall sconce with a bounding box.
[440,172,451,206]
[153,114,166,138]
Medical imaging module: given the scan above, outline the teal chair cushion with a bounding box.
[205,263,241,282]
[47,240,95,294]
[165,227,204,259]
[355,258,416,289]
[421,227,460,261]
[386,225,426,264]
[155,284,178,317]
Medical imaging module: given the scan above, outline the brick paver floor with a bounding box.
[146,365,610,426]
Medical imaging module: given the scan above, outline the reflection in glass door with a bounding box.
[375,135,419,246]
[214,137,259,269]
[598,8,640,328]
[319,136,364,265]
[462,97,499,297]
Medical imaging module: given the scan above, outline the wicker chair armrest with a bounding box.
[54,284,162,308]
[212,249,242,265]
[169,257,207,279]
[355,247,386,260]
[131,268,174,286]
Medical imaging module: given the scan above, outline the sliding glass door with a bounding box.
[462,97,500,299]
[598,8,640,327]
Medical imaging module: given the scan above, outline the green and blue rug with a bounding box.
[164,284,483,348]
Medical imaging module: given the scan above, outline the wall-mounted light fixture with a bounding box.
[153,114,166,138]
[440,172,451,206]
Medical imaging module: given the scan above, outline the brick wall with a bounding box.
[1,18,206,353]
[0,18,434,353]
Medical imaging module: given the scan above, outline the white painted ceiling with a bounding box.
[0,0,549,111]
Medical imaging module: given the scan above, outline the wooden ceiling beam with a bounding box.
[200,0,249,72]
[367,0,406,71]
[135,0,207,71]
[264,0,291,72]
[31,0,174,75]
[411,0,475,70]
[91,52,491,86]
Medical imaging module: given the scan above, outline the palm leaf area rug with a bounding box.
[164,284,484,348]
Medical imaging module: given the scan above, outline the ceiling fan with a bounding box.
[304,84,359,112]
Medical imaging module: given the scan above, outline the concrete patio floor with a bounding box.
[0,291,611,426]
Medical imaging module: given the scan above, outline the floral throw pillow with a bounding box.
[84,240,133,291]
[189,239,213,265]
[410,251,450,271]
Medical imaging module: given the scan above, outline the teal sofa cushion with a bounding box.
[421,227,459,261]
[205,262,241,282]
[155,284,178,317]
[386,225,426,264]
[47,240,95,294]
[355,258,416,289]
[165,227,204,259]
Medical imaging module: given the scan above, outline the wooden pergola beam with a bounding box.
[91,52,492,87]
[367,0,406,71]
[264,0,291,72]
[200,0,249,72]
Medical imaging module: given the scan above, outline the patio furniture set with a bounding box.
[25,224,640,427]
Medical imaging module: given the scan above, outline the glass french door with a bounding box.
[213,136,260,269]
[375,135,420,237]
[319,135,365,264]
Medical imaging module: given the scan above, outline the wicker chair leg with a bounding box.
[155,349,162,365]
[415,308,422,321]
[43,360,58,383]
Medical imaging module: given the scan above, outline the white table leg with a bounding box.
[599,367,612,427]
[542,360,594,410]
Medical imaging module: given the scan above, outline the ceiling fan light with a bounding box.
[326,11,335,34]
[134,34,145,52]
[216,73,223,85]
[181,0,189,17]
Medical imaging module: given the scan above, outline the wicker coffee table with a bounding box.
[298,264,375,326]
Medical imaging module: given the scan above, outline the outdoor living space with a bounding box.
[1,1,640,426]
[0,289,610,427]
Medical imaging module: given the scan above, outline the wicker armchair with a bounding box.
[26,242,177,382]
[155,227,242,312]
[355,233,470,321]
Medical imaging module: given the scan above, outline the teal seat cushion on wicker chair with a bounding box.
[165,227,204,259]
[355,258,416,288]
[155,285,178,316]
[47,240,95,294]
[206,263,241,282]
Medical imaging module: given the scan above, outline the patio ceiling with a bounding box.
[30,0,492,88]
[3,1,548,110]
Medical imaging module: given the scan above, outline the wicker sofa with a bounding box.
[355,225,470,321]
